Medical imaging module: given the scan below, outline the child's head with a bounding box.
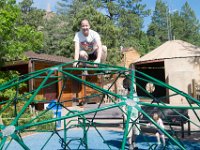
[153,113,159,121]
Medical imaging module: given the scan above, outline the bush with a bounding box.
[35,110,55,131]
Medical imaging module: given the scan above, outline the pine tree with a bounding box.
[179,2,200,46]
[18,0,45,29]
[56,0,122,65]
[147,0,169,50]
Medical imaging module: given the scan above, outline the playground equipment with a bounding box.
[0,60,200,150]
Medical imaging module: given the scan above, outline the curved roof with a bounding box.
[135,40,200,63]
[25,51,72,63]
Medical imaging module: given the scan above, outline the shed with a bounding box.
[120,47,140,68]
[134,40,200,105]
[112,47,141,100]
[1,51,102,109]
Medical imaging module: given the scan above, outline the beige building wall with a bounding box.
[165,57,200,104]
[165,57,200,130]
[122,48,140,68]
[113,48,141,100]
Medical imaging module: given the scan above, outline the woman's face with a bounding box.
[81,20,90,36]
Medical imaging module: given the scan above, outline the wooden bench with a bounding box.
[140,106,191,138]
[78,103,124,127]
[78,104,191,138]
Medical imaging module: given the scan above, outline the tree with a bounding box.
[177,2,200,46]
[147,1,200,50]
[96,0,150,54]
[0,0,43,100]
[147,0,169,50]
[42,14,74,57]
[55,0,151,64]
[170,11,183,40]
[55,0,122,64]
[0,0,43,64]
[0,70,27,99]
[18,0,45,28]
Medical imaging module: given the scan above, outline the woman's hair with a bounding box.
[80,18,90,26]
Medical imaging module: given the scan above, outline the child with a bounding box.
[123,93,140,150]
[150,113,166,146]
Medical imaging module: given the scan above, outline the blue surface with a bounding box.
[46,100,62,128]
[5,129,200,150]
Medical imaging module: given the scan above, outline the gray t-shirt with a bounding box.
[73,29,101,54]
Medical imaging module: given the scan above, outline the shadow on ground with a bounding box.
[5,128,200,150]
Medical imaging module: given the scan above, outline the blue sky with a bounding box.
[16,0,200,30]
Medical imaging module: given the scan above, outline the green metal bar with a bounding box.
[0,100,13,114]
[11,133,30,150]
[11,69,54,125]
[139,102,200,109]
[0,69,46,91]
[0,136,7,149]
[82,117,88,149]
[41,132,55,150]
[0,77,18,89]
[93,125,112,149]
[63,67,126,72]
[136,70,200,105]
[64,119,67,145]
[137,105,186,150]
[16,102,125,131]
[1,60,200,149]
[121,105,131,150]
[60,71,125,101]
[186,98,200,122]
[4,138,13,149]
[129,70,135,99]
[77,60,129,70]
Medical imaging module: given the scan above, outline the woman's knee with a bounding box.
[79,50,88,60]
[102,45,107,52]
[101,45,107,62]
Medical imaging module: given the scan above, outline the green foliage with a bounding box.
[175,2,200,46]
[0,0,20,62]
[73,5,121,64]
[1,101,31,126]
[97,0,150,55]
[0,71,27,99]
[35,110,55,131]
[147,0,200,51]
[0,0,43,103]
[1,0,199,67]
[1,103,55,131]
[170,11,183,40]
[18,0,45,28]
[0,0,43,64]
[147,0,169,50]
[56,0,151,64]
[42,15,74,57]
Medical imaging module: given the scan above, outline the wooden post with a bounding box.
[192,79,196,98]
[28,60,34,92]
[79,75,86,105]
